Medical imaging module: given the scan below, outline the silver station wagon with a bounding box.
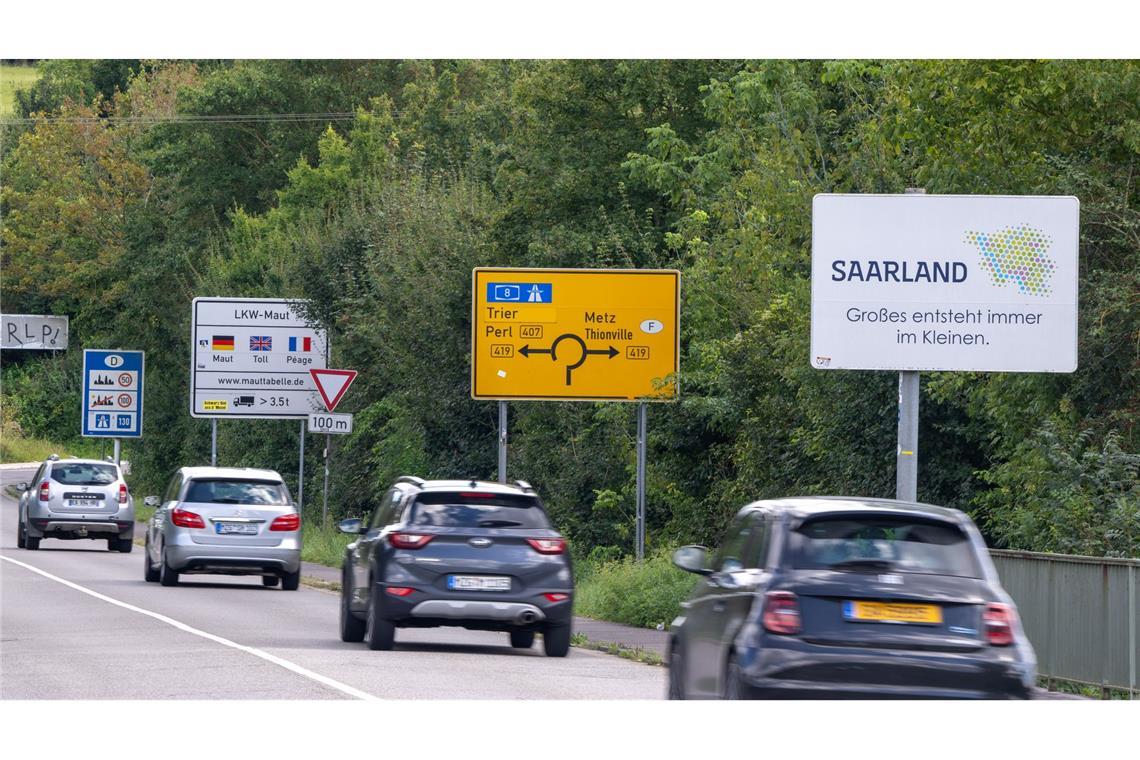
[143,467,302,589]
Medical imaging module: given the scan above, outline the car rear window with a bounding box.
[408,492,550,529]
[789,515,982,578]
[51,463,118,485]
[184,479,289,505]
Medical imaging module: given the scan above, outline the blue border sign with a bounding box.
[82,350,144,438]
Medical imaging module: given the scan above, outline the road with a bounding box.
[0,465,664,700]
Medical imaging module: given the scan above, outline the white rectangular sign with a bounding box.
[811,194,1079,373]
[308,412,353,435]
[190,297,329,418]
[2,314,69,350]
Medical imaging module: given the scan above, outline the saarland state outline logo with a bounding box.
[964,224,1056,296]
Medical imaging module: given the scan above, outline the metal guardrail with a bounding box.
[990,549,1138,696]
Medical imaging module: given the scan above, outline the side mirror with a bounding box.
[144,496,160,508]
[337,518,364,535]
[672,545,712,576]
[16,482,29,492]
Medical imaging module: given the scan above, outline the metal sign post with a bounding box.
[322,434,331,527]
[298,421,305,511]
[896,371,919,501]
[636,402,647,562]
[498,401,508,483]
[211,419,218,466]
[113,439,121,466]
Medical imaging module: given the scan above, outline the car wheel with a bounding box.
[107,537,118,551]
[143,540,160,583]
[117,537,134,553]
[722,652,744,700]
[510,629,536,649]
[667,643,686,700]
[339,570,366,643]
[17,521,26,549]
[26,535,41,550]
[542,624,571,657]
[281,569,301,591]
[262,575,280,587]
[365,585,395,651]
[159,546,180,586]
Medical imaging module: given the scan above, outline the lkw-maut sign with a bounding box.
[191,297,328,418]
[471,268,680,401]
[811,194,1079,373]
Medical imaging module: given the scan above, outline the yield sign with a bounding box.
[309,368,357,412]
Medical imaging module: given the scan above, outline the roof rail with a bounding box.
[514,479,534,493]
[395,475,425,487]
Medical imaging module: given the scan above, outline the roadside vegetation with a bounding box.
[574,550,696,629]
[0,63,39,118]
[1,60,1136,580]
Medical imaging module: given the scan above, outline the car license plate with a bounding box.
[215,523,258,535]
[68,499,101,508]
[447,575,511,592]
[843,600,942,624]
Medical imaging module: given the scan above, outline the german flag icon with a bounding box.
[212,335,235,351]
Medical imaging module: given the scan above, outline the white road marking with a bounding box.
[0,554,379,702]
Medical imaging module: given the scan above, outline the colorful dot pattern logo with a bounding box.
[964,224,1056,296]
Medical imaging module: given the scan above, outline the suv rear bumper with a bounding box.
[27,517,134,540]
[738,634,1034,699]
[375,585,573,630]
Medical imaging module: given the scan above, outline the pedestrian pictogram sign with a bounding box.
[309,369,357,412]
[471,268,680,401]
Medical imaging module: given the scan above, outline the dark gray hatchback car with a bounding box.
[668,497,1037,699]
[337,477,574,656]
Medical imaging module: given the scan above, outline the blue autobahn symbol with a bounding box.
[487,283,553,303]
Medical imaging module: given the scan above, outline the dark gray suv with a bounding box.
[337,477,574,656]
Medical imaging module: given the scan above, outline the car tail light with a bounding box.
[386,586,415,597]
[269,513,300,531]
[171,508,205,529]
[389,532,435,549]
[762,591,802,635]
[118,483,128,505]
[39,481,50,502]
[543,592,570,603]
[459,492,497,499]
[526,537,566,555]
[983,603,1015,646]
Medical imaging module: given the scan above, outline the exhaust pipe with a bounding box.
[517,610,538,625]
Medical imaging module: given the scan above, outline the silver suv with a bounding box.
[143,467,302,589]
[17,455,136,552]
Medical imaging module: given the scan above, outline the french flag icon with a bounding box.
[288,336,312,352]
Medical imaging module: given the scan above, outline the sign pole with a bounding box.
[322,433,331,527]
[895,187,925,502]
[636,402,647,562]
[210,419,217,466]
[298,421,305,511]
[498,401,508,483]
[113,439,121,466]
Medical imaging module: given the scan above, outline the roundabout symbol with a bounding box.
[519,333,618,386]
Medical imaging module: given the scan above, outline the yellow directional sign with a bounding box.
[471,268,680,401]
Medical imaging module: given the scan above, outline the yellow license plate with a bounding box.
[843,600,942,624]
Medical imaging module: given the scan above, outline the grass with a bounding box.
[300,514,354,567]
[0,427,102,465]
[574,549,694,629]
[0,64,38,118]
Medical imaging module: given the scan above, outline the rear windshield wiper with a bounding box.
[477,519,523,527]
[827,558,897,572]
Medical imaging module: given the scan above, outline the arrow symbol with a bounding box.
[519,344,553,359]
[585,345,619,359]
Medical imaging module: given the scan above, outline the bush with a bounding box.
[575,549,698,629]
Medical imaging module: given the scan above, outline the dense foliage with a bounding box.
[2,60,1137,559]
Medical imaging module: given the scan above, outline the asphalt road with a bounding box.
[0,464,664,700]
